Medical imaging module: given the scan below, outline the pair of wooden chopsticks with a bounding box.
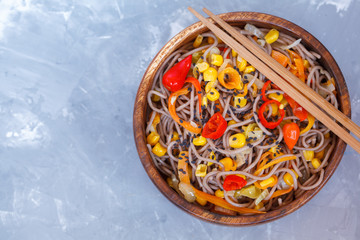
[188,7,360,154]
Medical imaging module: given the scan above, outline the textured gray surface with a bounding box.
[0,0,359,239]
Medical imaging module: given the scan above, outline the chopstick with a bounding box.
[202,7,360,140]
[188,7,360,154]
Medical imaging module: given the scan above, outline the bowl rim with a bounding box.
[133,11,350,226]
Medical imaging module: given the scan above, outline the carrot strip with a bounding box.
[294,58,305,82]
[271,50,289,67]
[255,155,297,175]
[177,151,190,184]
[270,187,293,199]
[185,77,202,115]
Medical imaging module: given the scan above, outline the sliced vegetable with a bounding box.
[300,114,315,135]
[270,187,293,199]
[294,58,305,82]
[255,155,297,175]
[284,94,308,121]
[219,157,237,171]
[162,55,192,92]
[261,80,271,102]
[185,77,202,114]
[258,100,285,129]
[223,175,247,191]
[202,112,227,140]
[178,151,190,183]
[255,189,269,206]
[283,122,300,150]
[255,175,278,189]
[271,50,289,67]
[234,185,261,199]
[218,67,242,90]
[168,88,201,134]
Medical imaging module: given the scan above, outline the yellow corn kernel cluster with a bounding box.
[215,189,224,198]
[236,56,247,72]
[196,62,209,72]
[210,54,223,66]
[147,132,160,146]
[259,175,277,188]
[193,34,203,47]
[244,65,255,74]
[203,67,217,82]
[229,133,246,148]
[228,120,237,126]
[268,93,283,102]
[195,164,207,177]
[264,29,279,44]
[171,131,179,141]
[283,170,299,186]
[303,150,314,161]
[152,142,167,157]
[207,88,220,101]
[311,158,321,169]
[233,96,247,108]
[193,136,207,146]
[219,157,237,171]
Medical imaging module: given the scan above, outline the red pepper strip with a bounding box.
[284,94,308,121]
[202,112,227,140]
[162,55,192,92]
[184,77,202,115]
[168,88,201,134]
[261,80,271,102]
[223,175,247,191]
[282,122,300,150]
[192,188,265,214]
[294,58,305,82]
[258,100,285,129]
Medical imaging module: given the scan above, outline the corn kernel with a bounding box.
[207,37,214,44]
[202,96,208,108]
[203,67,218,82]
[231,49,238,57]
[196,196,207,206]
[215,189,224,198]
[251,84,258,97]
[236,56,247,72]
[193,136,207,146]
[236,174,246,180]
[303,59,310,69]
[228,120,237,126]
[315,149,325,160]
[264,29,279,44]
[259,176,277,188]
[196,62,209,72]
[210,54,223,66]
[324,132,330,139]
[207,88,220,101]
[193,34,203,48]
[195,164,207,177]
[254,202,264,210]
[151,94,160,102]
[244,65,255,74]
[152,143,167,157]
[233,96,247,108]
[268,93,283,102]
[205,80,217,93]
[229,133,246,148]
[280,98,288,107]
[270,103,278,116]
[303,150,314,161]
[311,158,321,169]
[147,132,160,146]
[171,131,179,141]
[219,157,236,171]
[208,151,216,166]
[283,170,298,186]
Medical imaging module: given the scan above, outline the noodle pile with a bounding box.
[145,24,338,215]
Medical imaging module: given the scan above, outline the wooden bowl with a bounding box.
[133,12,350,226]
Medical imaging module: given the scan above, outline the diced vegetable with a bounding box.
[202,112,227,140]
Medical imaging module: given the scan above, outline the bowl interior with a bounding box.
[133,12,350,226]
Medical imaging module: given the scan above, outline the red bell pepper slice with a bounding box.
[162,55,192,92]
[258,100,285,129]
[202,112,227,140]
[261,80,271,102]
[223,175,247,191]
[284,94,308,121]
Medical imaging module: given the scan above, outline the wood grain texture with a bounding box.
[133,12,350,226]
